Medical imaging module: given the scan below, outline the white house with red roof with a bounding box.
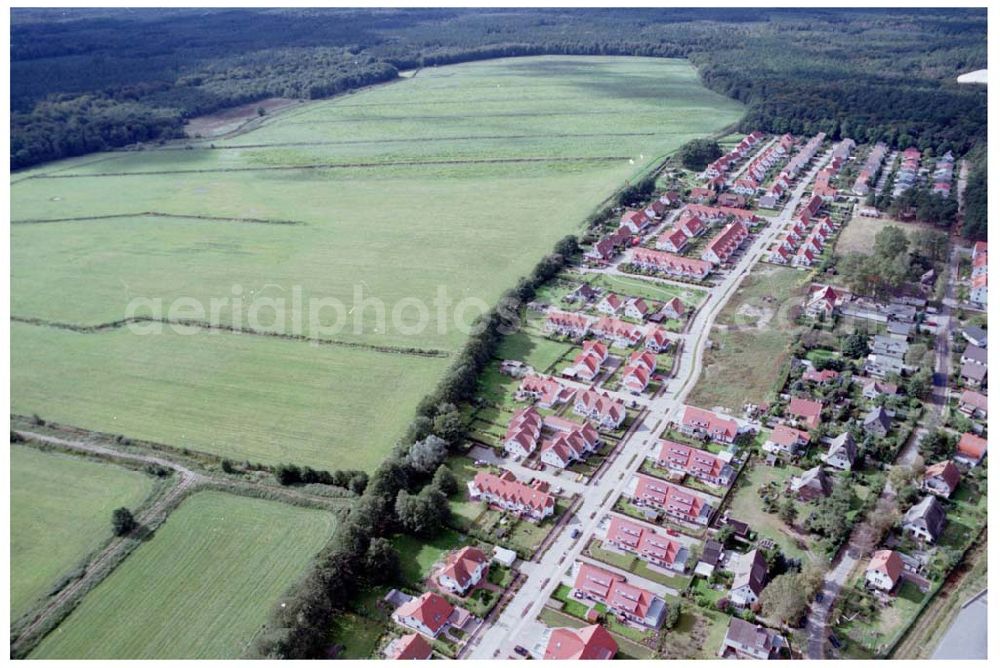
[503,406,543,458]
[384,633,433,660]
[660,297,686,320]
[762,424,810,456]
[596,293,624,315]
[563,340,607,382]
[656,227,689,253]
[468,469,555,521]
[769,244,792,265]
[623,297,651,321]
[572,562,667,628]
[644,326,673,354]
[922,460,961,499]
[788,397,823,429]
[701,220,749,265]
[804,284,849,318]
[393,592,458,638]
[539,415,600,469]
[865,549,904,592]
[621,350,657,394]
[971,272,987,307]
[644,199,668,220]
[591,316,645,348]
[604,516,688,572]
[802,368,838,384]
[516,374,575,408]
[542,624,618,660]
[677,213,706,238]
[573,389,627,430]
[437,546,489,595]
[679,405,741,444]
[629,247,713,280]
[545,310,593,339]
[619,210,652,234]
[654,440,735,487]
[955,432,987,467]
[629,473,715,525]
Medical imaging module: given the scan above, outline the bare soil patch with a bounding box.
[184,97,299,138]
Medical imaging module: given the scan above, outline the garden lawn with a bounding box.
[725,461,815,562]
[30,491,338,659]
[10,446,155,620]
[391,529,467,587]
[11,56,742,471]
[689,265,810,412]
[329,612,387,660]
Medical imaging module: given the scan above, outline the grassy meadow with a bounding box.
[11,56,743,470]
[10,446,155,620]
[30,491,338,659]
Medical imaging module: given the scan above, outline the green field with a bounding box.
[11,56,743,470]
[10,445,155,620]
[30,491,338,659]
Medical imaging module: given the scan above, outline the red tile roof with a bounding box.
[788,397,823,428]
[386,633,433,660]
[924,460,961,494]
[395,592,454,635]
[471,470,554,514]
[681,405,739,440]
[867,549,904,585]
[544,624,618,660]
[957,432,988,462]
[633,474,707,521]
[656,440,727,479]
[439,546,487,591]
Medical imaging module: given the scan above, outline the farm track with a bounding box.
[26,155,631,179]
[11,211,305,226]
[11,429,353,657]
[11,316,453,358]
[150,131,659,151]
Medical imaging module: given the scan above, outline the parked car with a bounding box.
[514,646,529,657]
[570,528,582,539]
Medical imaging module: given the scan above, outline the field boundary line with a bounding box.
[12,315,453,359]
[11,211,306,226]
[26,155,632,179]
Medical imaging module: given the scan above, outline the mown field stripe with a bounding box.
[153,131,658,151]
[10,316,452,359]
[11,211,306,226]
[27,155,631,179]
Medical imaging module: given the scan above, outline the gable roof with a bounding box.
[924,460,961,493]
[386,633,433,660]
[732,548,768,595]
[957,432,988,462]
[867,549,904,584]
[395,592,455,634]
[544,624,618,660]
[439,546,487,589]
[903,495,947,539]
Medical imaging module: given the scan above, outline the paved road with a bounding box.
[468,150,835,659]
[931,590,988,659]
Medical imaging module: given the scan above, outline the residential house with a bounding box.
[961,344,987,367]
[393,592,457,638]
[960,361,987,390]
[631,474,714,525]
[573,562,667,628]
[679,405,741,444]
[863,406,892,438]
[763,424,810,457]
[862,378,898,400]
[871,335,908,359]
[656,227,689,253]
[822,432,857,471]
[468,470,555,522]
[564,283,599,305]
[804,284,848,319]
[719,618,785,660]
[543,624,618,660]
[955,432,987,467]
[644,199,668,220]
[865,353,907,379]
[629,248,713,280]
[619,210,651,234]
[958,389,988,419]
[655,440,735,487]
[970,273,987,307]
[623,297,651,321]
[644,326,674,354]
[545,311,593,339]
[573,389,627,430]
[865,550,904,592]
[901,496,947,543]
[730,548,768,608]
[622,350,657,394]
[384,633,434,660]
[922,460,961,499]
[503,406,543,458]
[539,415,601,469]
[604,516,687,572]
[591,316,644,348]
[437,546,489,595]
[660,297,687,320]
[517,374,575,408]
[677,214,706,238]
[802,368,838,384]
[696,540,723,578]
[701,221,749,265]
[790,466,832,501]
[563,340,608,382]
[788,397,823,430]
[596,293,624,315]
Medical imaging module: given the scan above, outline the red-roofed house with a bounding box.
[660,296,687,320]
[545,310,593,339]
[677,214,706,238]
[802,368,838,384]
[437,546,489,595]
[468,470,555,521]
[679,405,741,443]
[604,516,687,572]
[701,221,749,265]
[516,374,575,408]
[623,297,651,321]
[384,633,433,660]
[619,210,652,234]
[573,562,667,628]
[591,316,645,348]
[865,550,904,592]
[644,326,673,354]
[629,247,713,280]
[923,460,961,499]
[631,474,714,525]
[393,592,456,638]
[788,397,823,429]
[655,440,735,487]
[596,292,624,315]
[656,227,689,253]
[769,244,791,265]
[762,424,810,457]
[573,389,627,430]
[955,432,987,467]
[564,340,607,382]
[543,624,618,660]
[539,417,600,469]
[503,406,543,458]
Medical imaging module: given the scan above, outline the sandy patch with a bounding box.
[184,97,299,138]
